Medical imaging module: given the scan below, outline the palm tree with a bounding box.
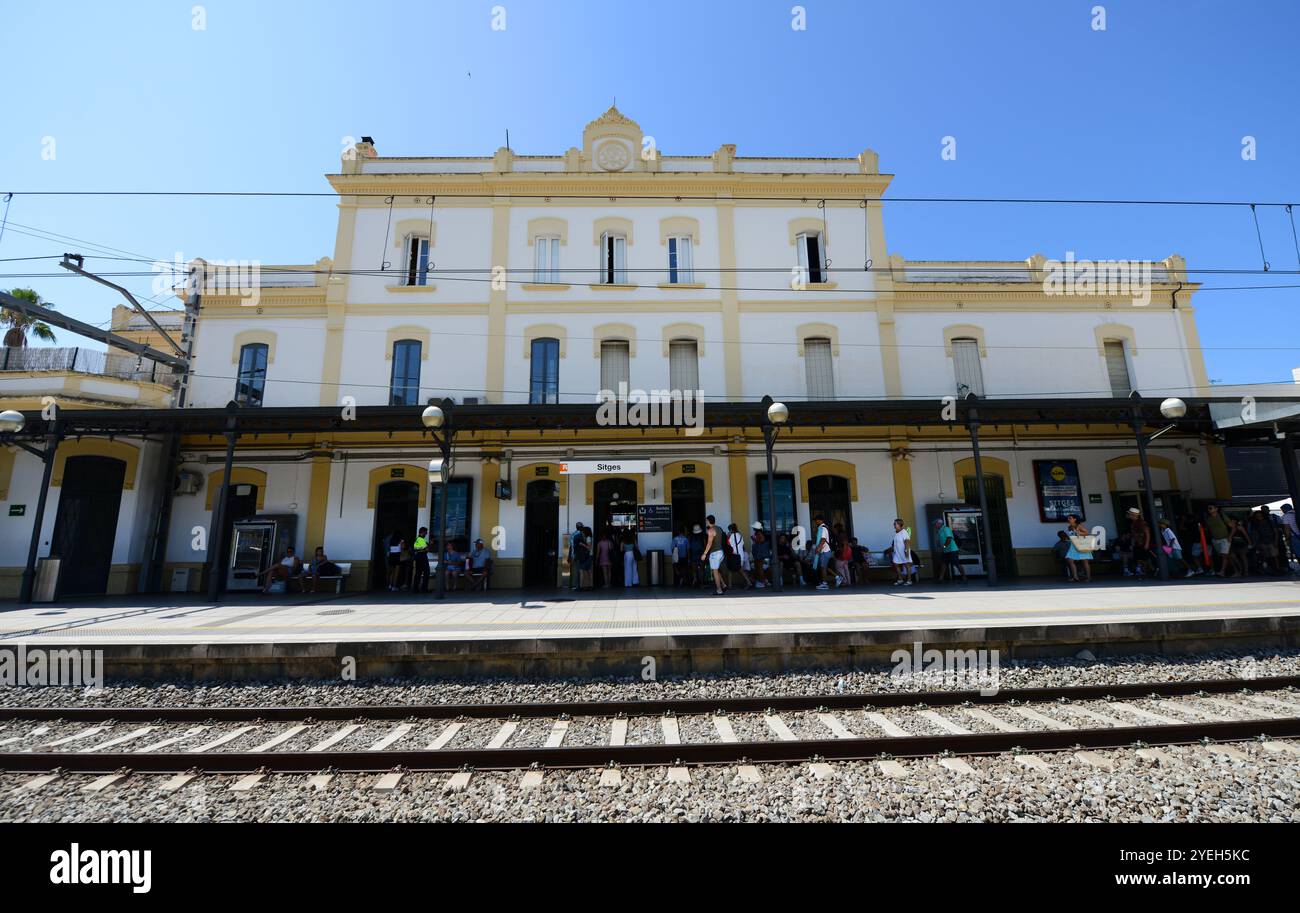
[2,288,57,347]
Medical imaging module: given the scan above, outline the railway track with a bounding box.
[2,676,1298,790]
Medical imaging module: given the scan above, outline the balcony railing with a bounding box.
[0,346,170,383]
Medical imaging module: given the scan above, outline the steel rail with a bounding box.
[2,718,1296,775]
[0,675,1294,724]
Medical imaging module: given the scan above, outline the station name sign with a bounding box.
[560,461,652,475]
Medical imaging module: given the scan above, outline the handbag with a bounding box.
[1069,535,1097,553]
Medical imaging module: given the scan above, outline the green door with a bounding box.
[963,475,1017,577]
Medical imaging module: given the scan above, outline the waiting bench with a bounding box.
[316,561,352,594]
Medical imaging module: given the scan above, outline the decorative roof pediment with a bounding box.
[581,106,644,173]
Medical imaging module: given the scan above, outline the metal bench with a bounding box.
[315,561,352,594]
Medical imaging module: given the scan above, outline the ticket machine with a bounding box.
[227,515,298,591]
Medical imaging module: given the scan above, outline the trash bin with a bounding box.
[646,549,664,586]
[34,557,61,603]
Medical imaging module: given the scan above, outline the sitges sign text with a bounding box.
[560,461,652,475]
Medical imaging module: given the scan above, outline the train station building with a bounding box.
[2,108,1299,599]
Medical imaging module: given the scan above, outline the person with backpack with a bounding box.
[933,518,967,582]
[812,515,839,590]
[671,526,692,587]
[726,523,755,589]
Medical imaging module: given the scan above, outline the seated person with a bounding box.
[1051,530,1071,578]
[441,543,465,591]
[303,547,341,593]
[262,546,303,593]
[750,529,772,586]
[466,538,493,589]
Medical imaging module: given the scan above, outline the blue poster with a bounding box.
[1034,459,1085,522]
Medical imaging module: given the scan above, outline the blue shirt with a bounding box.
[936,525,959,553]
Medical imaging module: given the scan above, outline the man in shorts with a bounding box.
[1204,504,1231,577]
[933,518,967,582]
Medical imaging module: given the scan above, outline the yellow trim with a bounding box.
[384,325,431,359]
[659,216,700,245]
[592,322,637,358]
[585,473,645,506]
[727,452,750,533]
[231,329,277,365]
[593,216,634,246]
[1105,454,1180,492]
[788,217,828,247]
[516,463,568,506]
[954,455,1013,499]
[52,439,140,491]
[657,282,707,290]
[663,459,713,503]
[522,324,568,359]
[204,466,268,510]
[520,283,572,291]
[366,464,428,509]
[943,324,988,357]
[588,283,639,291]
[384,284,438,293]
[1094,323,1138,357]
[661,322,707,358]
[890,432,916,532]
[392,219,436,249]
[0,448,14,501]
[305,452,332,550]
[795,323,841,357]
[526,218,568,245]
[798,458,859,502]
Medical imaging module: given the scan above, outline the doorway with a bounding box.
[670,477,705,537]
[1111,491,1188,535]
[523,479,559,587]
[808,474,853,539]
[50,455,126,596]
[594,477,638,535]
[963,475,1017,576]
[371,480,419,589]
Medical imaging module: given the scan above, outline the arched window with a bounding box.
[668,338,699,391]
[389,339,422,406]
[530,337,560,404]
[235,343,268,407]
[803,337,835,399]
[950,337,984,397]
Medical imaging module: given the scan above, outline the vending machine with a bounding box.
[924,504,987,577]
[227,515,299,591]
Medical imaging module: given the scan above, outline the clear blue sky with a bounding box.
[3,0,1298,385]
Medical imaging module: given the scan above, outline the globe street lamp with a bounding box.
[760,396,789,591]
[423,400,453,599]
[1132,395,1189,581]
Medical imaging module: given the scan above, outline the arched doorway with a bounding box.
[808,474,853,538]
[594,477,638,536]
[670,477,705,537]
[50,456,126,596]
[371,480,419,589]
[523,479,559,588]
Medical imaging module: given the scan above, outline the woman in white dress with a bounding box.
[890,518,913,587]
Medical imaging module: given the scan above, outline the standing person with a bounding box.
[671,526,692,587]
[1248,507,1280,574]
[574,524,593,590]
[568,522,585,591]
[596,529,615,588]
[411,527,431,594]
[812,515,839,590]
[1177,515,1204,577]
[689,524,707,588]
[1127,507,1154,578]
[934,518,967,583]
[622,529,640,588]
[702,515,728,596]
[726,523,754,589]
[385,531,404,592]
[1203,505,1231,577]
[776,533,801,587]
[750,525,772,588]
[889,518,913,587]
[831,524,853,587]
[1065,514,1094,583]
[1158,518,1192,578]
[1282,504,1300,572]
[1226,517,1252,578]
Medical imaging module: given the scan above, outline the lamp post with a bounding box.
[0,409,61,604]
[423,400,454,600]
[1131,395,1187,582]
[760,396,789,591]
[964,396,997,587]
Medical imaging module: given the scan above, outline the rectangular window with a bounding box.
[795,232,824,284]
[430,479,474,544]
[389,339,422,406]
[235,343,268,407]
[600,340,630,394]
[534,236,560,284]
[668,339,699,391]
[1104,340,1132,397]
[803,337,835,399]
[755,473,797,536]
[601,232,627,285]
[951,338,985,397]
[404,236,430,286]
[529,337,560,404]
[667,236,694,284]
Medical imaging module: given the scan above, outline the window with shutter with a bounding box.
[668,339,699,391]
[804,337,835,399]
[667,236,694,284]
[1104,340,1132,396]
[795,232,824,284]
[600,340,630,394]
[600,233,627,284]
[951,338,985,397]
[404,236,430,286]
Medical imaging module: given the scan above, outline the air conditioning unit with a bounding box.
[462,396,483,405]
[174,469,204,495]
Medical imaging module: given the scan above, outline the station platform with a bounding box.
[2,577,1298,680]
